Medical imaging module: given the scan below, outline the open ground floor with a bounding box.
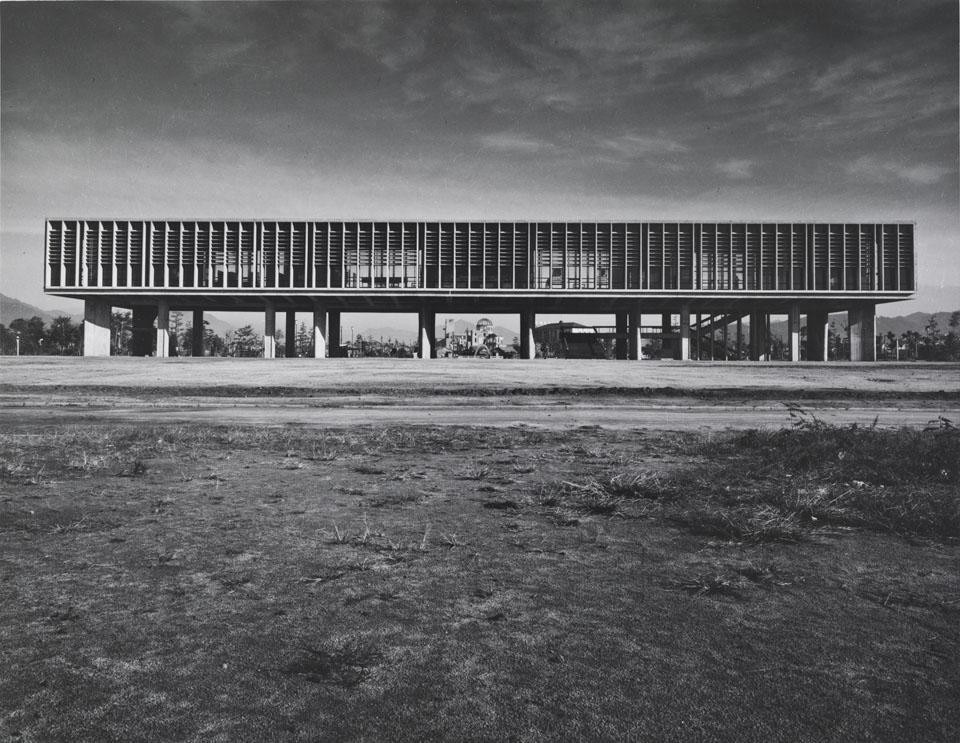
[76,295,887,362]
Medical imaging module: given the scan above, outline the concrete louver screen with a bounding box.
[45,220,915,294]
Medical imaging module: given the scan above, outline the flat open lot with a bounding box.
[1,359,958,741]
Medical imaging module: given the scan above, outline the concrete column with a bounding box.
[285,311,297,358]
[131,307,156,356]
[156,300,170,358]
[191,309,204,357]
[736,317,743,359]
[694,314,701,360]
[661,313,672,359]
[312,303,327,359]
[83,299,111,357]
[615,312,628,360]
[807,310,829,362]
[678,304,690,361]
[519,310,536,360]
[628,306,641,360]
[848,303,876,362]
[787,304,801,362]
[418,308,435,359]
[749,310,767,361]
[263,302,276,359]
[328,311,341,358]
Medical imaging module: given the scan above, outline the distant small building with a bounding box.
[533,321,587,348]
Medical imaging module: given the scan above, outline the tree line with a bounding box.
[0,311,418,357]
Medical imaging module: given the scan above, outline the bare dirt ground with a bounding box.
[1,359,958,741]
[2,357,959,396]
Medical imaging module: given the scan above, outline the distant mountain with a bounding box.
[762,310,959,340]
[0,294,80,326]
[875,311,959,337]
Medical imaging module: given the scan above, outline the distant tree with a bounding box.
[884,330,897,360]
[230,325,260,357]
[204,322,227,356]
[0,324,18,355]
[946,312,960,361]
[9,317,46,354]
[111,311,132,355]
[921,314,944,360]
[49,315,80,355]
[296,321,313,357]
[169,312,185,356]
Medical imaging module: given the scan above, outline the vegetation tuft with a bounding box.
[536,412,960,540]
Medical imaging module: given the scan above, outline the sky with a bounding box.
[2,0,957,324]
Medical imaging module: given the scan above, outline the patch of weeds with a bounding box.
[283,641,381,688]
[736,561,803,587]
[536,480,622,516]
[116,460,148,478]
[667,573,743,599]
[0,456,45,485]
[440,532,464,548]
[482,498,521,511]
[667,507,803,544]
[353,464,386,475]
[457,462,492,480]
[366,491,426,508]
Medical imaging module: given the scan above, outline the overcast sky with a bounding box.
[2,0,957,316]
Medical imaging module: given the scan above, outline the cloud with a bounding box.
[847,156,951,186]
[478,132,554,154]
[715,159,757,179]
[596,133,688,159]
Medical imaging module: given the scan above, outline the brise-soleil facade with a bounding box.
[44,219,916,361]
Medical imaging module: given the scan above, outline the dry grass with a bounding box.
[0,421,957,741]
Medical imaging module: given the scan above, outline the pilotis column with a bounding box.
[328,310,341,358]
[418,308,436,359]
[628,306,641,360]
[787,304,800,362]
[156,300,170,358]
[83,299,111,357]
[520,310,536,360]
[615,312,628,360]
[263,302,276,359]
[848,303,876,362]
[192,309,204,357]
[313,303,327,359]
[806,310,829,361]
[131,307,156,356]
[285,311,297,358]
[678,305,690,361]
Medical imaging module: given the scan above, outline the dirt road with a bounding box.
[2,392,955,431]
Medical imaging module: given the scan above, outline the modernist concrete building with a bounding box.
[44,219,915,361]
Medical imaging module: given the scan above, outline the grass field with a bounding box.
[2,414,958,741]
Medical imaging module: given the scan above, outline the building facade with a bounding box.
[44,219,916,360]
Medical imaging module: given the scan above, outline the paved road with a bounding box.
[2,394,955,431]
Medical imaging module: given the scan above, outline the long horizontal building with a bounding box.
[44,219,916,361]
